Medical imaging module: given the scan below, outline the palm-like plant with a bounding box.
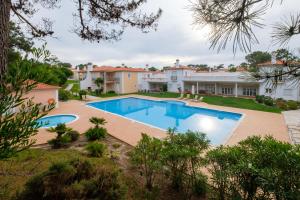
[94,77,104,88]
[48,123,72,138]
[89,117,106,129]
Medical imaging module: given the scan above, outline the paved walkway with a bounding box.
[34,95,290,146]
[283,110,300,144]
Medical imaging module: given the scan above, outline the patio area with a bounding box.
[33,95,290,146]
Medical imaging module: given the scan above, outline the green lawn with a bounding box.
[66,79,80,84]
[202,95,282,113]
[137,92,180,98]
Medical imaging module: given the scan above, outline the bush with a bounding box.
[112,143,121,149]
[264,96,274,106]
[130,133,164,190]
[255,95,265,103]
[16,159,127,200]
[107,90,116,94]
[66,130,80,142]
[276,99,288,110]
[58,89,71,101]
[85,142,107,157]
[207,136,300,200]
[85,127,107,141]
[47,123,73,149]
[287,100,298,110]
[79,90,87,100]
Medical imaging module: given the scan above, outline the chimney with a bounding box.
[271,52,276,64]
[175,59,180,67]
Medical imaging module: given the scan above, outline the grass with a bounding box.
[202,95,282,113]
[66,79,80,84]
[137,92,180,98]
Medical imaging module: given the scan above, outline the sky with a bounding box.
[32,0,300,68]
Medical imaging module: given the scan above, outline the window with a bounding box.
[128,73,131,79]
[265,88,272,93]
[243,88,257,96]
[221,87,233,95]
[205,85,215,94]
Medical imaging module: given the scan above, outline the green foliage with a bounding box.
[79,90,87,100]
[16,159,127,200]
[58,89,71,101]
[0,60,53,159]
[286,100,299,110]
[263,96,274,106]
[107,90,116,94]
[138,92,180,98]
[47,124,74,149]
[273,48,299,61]
[94,78,104,94]
[85,127,107,141]
[162,130,209,199]
[130,133,164,190]
[112,143,121,149]
[90,117,107,128]
[207,136,300,200]
[66,130,80,142]
[245,51,271,71]
[85,142,107,157]
[255,95,265,103]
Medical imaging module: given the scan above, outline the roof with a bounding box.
[164,66,193,70]
[26,80,60,90]
[92,66,146,72]
[257,60,286,66]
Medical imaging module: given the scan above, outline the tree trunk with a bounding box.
[0,0,11,80]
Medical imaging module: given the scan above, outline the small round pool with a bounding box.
[37,114,78,128]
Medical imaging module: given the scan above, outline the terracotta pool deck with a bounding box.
[33,95,290,146]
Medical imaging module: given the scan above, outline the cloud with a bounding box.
[32,0,300,68]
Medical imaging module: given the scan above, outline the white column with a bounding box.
[196,82,199,94]
[235,83,238,97]
[215,83,217,95]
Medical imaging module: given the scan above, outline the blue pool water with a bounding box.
[37,115,77,128]
[87,98,242,145]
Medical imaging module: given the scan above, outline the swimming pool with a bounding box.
[37,114,78,128]
[87,98,242,145]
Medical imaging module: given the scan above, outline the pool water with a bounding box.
[88,98,242,145]
[37,114,77,128]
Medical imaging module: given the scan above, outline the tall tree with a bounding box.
[245,51,271,67]
[272,48,299,61]
[0,0,162,79]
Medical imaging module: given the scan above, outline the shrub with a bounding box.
[85,142,107,157]
[58,89,71,101]
[264,96,274,106]
[90,117,106,128]
[85,127,107,141]
[79,90,87,100]
[207,136,300,200]
[107,90,116,94]
[287,100,298,110]
[130,133,164,190]
[47,123,73,148]
[112,143,121,149]
[255,95,265,103]
[276,100,288,110]
[162,130,209,199]
[16,159,127,200]
[66,130,80,142]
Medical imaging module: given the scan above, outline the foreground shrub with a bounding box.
[79,90,87,100]
[85,117,108,141]
[264,96,274,106]
[287,100,298,110]
[86,142,107,157]
[58,89,71,101]
[255,95,265,103]
[276,99,288,110]
[16,159,127,200]
[66,130,80,142]
[85,127,107,141]
[47,123,73,148]
[162,130,209,199]
[207,136,300,200]
[130,133,163,190]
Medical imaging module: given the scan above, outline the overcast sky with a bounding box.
[33,0,300,68]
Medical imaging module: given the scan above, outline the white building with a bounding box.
[139,60,300,101]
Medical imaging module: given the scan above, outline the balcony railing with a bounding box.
[143,77,167,82]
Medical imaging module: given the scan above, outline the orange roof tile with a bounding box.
[257,60,286,66]
[27,80,60,90]
[92,66,145,72]
[164,66,193,70]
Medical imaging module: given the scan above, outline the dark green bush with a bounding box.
[287,100,298,110]
[48,134,71,149]
[85,127,107,141]
[58,89,71,101]
[107,90,116,94]
[264,96,274,106]
[79,90,87,100]
[16,159,127,200]
[207,136,300,200]
[66,130,80,142]
[85,142,107,157]
[255,95,265,103]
